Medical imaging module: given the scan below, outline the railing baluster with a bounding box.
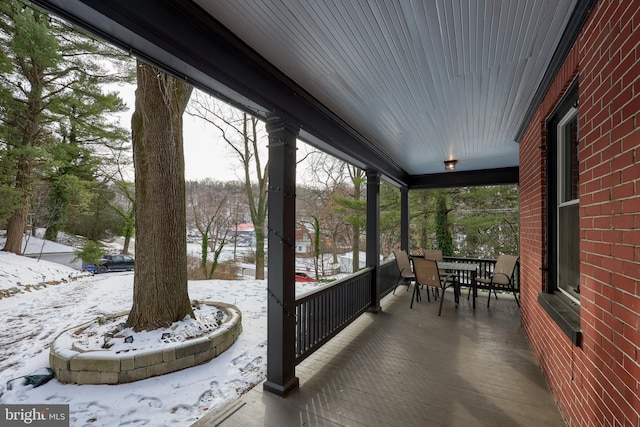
[295,267,375,363]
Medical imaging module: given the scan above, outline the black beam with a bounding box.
[409,167,519,190]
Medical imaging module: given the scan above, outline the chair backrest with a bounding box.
[410,248,425,257]
[492,255,519,285]
[412,257,442,288]
[393,249,411,273]
[423,250,443,262]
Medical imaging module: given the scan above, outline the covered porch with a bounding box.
[195,285,563,426]
[29,1,612,425]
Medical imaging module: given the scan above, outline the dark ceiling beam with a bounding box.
[409,167,519,190]
[514,0,598,142]
[29,0,407,186]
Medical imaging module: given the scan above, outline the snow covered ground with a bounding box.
[0,251,89,295]
[0,251,324,427]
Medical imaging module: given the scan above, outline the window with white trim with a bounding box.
[556,107,580,302]
[539,79,582,346]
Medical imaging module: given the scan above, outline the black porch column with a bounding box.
[400,187,409,252]
[263,115,300,396]
[366,169,381,312]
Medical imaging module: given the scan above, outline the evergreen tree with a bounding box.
[74,239,104,267]
[333,165,366,272]
[406,189,440,253]
[404,185,518,259]
[379,182,401,257]
[64,183,125,241]
[452,185,519,258]
[0,143,20,225]
[434,191,454,256]
[0,0,130,252]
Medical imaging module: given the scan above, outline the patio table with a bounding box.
[437,261,480,309]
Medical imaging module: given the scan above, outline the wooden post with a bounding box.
[263,115,300,396]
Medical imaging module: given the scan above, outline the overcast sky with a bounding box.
[113,83,241,182]
[113,83,320,184]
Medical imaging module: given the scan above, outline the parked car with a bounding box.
[96,254,135,274]
[295,271,315,282]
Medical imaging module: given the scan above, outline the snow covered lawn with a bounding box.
[0,253,276,427]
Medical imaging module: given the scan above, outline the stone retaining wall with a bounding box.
[49,302,242,385]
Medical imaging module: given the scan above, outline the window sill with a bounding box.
[537,292,582,347]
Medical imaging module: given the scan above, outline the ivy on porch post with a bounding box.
[366,169,381,312]
[263,115,300,396]
[400,187,409,252]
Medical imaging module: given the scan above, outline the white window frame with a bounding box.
[556,106,580,303]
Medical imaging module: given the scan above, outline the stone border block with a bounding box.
[50,301,241,385]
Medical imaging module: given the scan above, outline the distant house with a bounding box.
[4,235,83,270]
[338,252,367,274]
[295,224,312,256]
[232,223,255,247]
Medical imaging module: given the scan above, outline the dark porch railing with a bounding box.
[294,258,517,365]
[295,267,373,363]
[379,260,398,297]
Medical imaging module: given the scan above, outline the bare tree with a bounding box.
[187,93,268,279]
[126,61,194,331]
[330,165,366,273]
[189,190,231,279]
[100,148,135,255]
[310,215,320,279]
[298,152,352,271]
[111,179,135,255]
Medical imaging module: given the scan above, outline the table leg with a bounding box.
[472,272,477,309]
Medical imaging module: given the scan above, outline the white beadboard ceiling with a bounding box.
[194,0,577,175]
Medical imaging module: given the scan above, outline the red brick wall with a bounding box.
[520,1,640,426]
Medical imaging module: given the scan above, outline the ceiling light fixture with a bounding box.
[444,159,458,171]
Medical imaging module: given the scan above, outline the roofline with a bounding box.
[514,0,598,142]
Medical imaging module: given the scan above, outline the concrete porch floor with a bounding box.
[193,286,565,427]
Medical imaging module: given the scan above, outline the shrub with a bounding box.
[74,240,104,267]
[186,255,240,281]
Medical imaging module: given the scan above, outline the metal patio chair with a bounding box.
[474,254,520,307]
[392,249,414,294]
[411,257,458,315]
[423,249,443,261]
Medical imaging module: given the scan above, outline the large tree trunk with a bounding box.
[4,210,27,254]
[127,61,194,331]
[254,225,266,279]
[3,59,44,254]
[3,156,33,254]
